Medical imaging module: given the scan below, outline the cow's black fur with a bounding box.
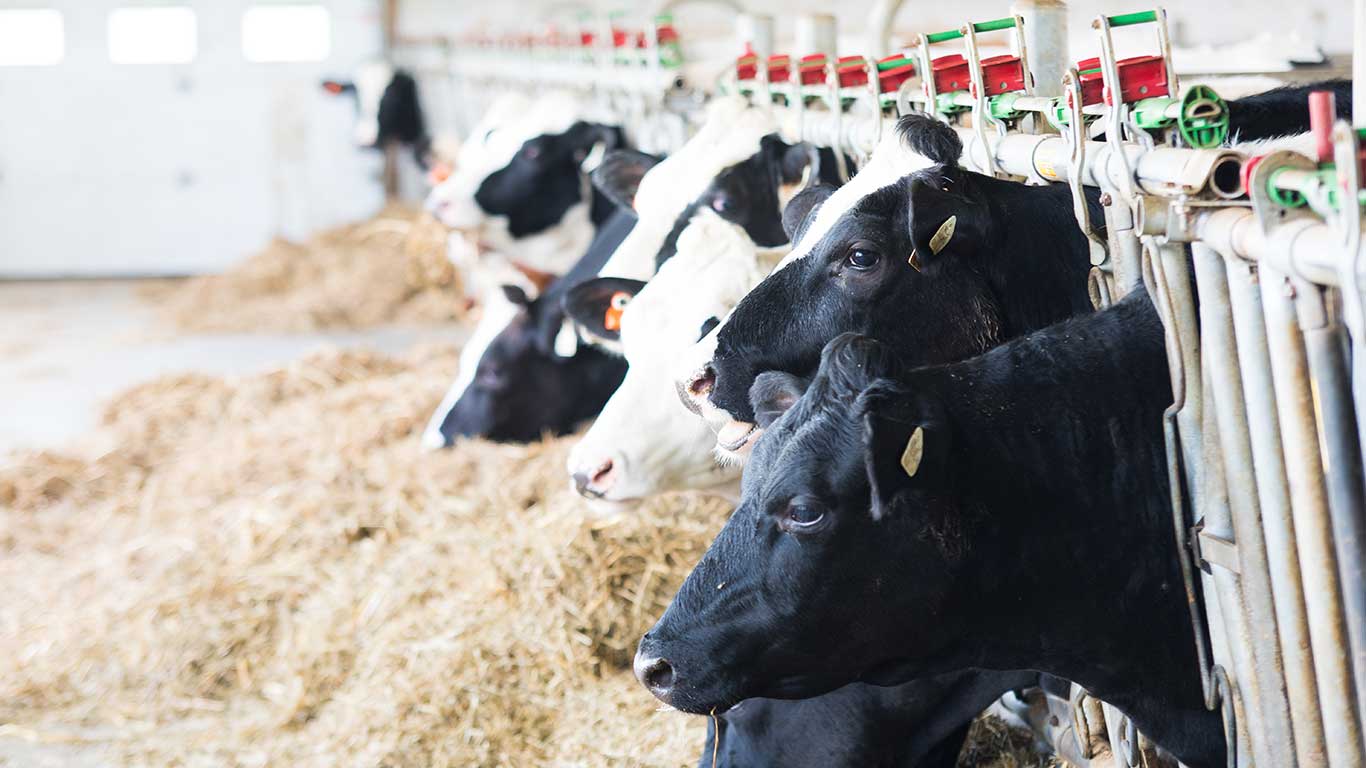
[474,122,625,238]
[704,124,1100,422]
[432,211,633,443]
[1226,79,1352,143]
[375,70,430,167]
[641,290,1227,767]
[565,138,846,343]
[701,670,1038,768]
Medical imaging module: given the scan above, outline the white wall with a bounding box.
[0,0,388,277]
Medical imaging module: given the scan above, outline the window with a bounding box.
[108,7,198,64]
[0,9,64,66]
[242,5,331,63]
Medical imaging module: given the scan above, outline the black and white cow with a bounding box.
[323,62,430,167]
[1221,78,1351,143]
[425,92,625,278]
[676,114,1100,460]
[637,292,1227,767]
[560,98,845,498]
[421,211,633,445]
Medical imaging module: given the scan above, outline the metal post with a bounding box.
[1295,279,1366,750]
[1193,242,1299,767]
[1214,227,1329,767]
[1011,0,1065,100]
[1262,265,1366,768]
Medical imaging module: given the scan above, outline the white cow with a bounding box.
[566,210,784,502]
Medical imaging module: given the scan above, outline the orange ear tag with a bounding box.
[603,291,631,332]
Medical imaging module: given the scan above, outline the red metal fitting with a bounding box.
[1076,55,1168,106]
[1240,155,1265,199]
[836,55,869,88]
[798,54,827,86]
[1309,90,1336,164]
[931,54,970,94]
[980,54,1025,96]
[877,54,917,94]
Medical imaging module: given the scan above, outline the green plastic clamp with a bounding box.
[1130,97,1177,130]
[1266,167,1307,208]
[935,91,969,114]
[989,93,1022,121]
[1176,85,1228,148]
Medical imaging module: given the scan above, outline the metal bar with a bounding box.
[1107,10,1159,27]
[1193,242,1300,767]
[1295,280,1366,752]
[1214,221,1330,767]
[1261,266,1366,768]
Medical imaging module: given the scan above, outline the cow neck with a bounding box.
[908,293,1226,767]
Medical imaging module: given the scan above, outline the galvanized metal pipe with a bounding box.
[1216,229,1329,767]
[1294,281,1366,750]
[1193,242,1300,767]
[1261,266,1366,768]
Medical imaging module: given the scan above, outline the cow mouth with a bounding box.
[716,421,760,453]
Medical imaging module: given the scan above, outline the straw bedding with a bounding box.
[0,344,1048,767]
[146,207,462,333]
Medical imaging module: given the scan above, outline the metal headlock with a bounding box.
[437,2,1366,766]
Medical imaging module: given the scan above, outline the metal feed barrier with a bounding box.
[425,3,1366,766]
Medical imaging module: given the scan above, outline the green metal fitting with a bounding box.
[989,93,1022,120]
[1176,85,1228,148]
[1107,10,1159,27]
[935,91,969,114]
[1267,168,1308,208]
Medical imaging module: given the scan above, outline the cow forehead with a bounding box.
[633,99,777,220]
[457,91,589,176]
[619,211,771,358]
[774,131,937,272]
[597,100,777,281]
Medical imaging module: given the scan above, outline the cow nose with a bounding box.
[633,651,676,700]
[677,365,716,415]
[571,457,618,499]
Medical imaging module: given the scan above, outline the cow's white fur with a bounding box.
[569,210,785,500]
[673,129,939,459]
[597,97,780,281]
[420,287,524,450]
[424,91,597,275]
[351,61,395,147]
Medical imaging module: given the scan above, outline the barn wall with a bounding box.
[0,0,388,277]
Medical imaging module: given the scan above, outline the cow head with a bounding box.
[424,92,622,274]
[635,334,973,714]
[587,97,831,287]
[323,62,429,166]
[422,283,627,446]
[563,211,778,502]
[676,115,1094,462]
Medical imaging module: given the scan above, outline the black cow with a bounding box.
[423,211,633,444]
[701,670,1039,768]
[679,114,1099,457]
[638,291,1227,767]
[1226,78,1352,143]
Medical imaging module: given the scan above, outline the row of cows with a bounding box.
[412,78,1353,766]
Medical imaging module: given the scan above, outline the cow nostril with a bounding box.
[687,366,716,398]
[590,458,614,487]
[643,658,674,693]
[571,471,592,496]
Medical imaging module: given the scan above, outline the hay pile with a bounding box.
[147,207,462,333]
[0,344,714,766]
[0,343,1049,767]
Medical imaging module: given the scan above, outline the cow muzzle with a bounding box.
[633,639,676,705]
[570,455,620,500]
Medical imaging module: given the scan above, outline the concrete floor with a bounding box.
[0,280,465,455]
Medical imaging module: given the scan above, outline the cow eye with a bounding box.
[520,142,543,161]
[710,193,734,214]
[780,501,826,533]
[845,245,882,271]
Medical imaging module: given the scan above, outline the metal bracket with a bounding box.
[1190,518,1241,574]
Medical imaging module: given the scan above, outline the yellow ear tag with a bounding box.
[900,427,925,477]
[929,215,957,255]
[908,249,922,272]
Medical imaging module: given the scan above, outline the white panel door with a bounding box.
[0,0,387,277]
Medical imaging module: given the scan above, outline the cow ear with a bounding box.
[501,284,532,307]
[562,277,647,342]
[859,387,948,520]
[782,184,837,243]
[566,122,622,173]
[592,149,662,212]
[779,141,822,187]
[894,113,963,167]
[815,333,902,398]
[750,371,810,429]
[905,172,986,270]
